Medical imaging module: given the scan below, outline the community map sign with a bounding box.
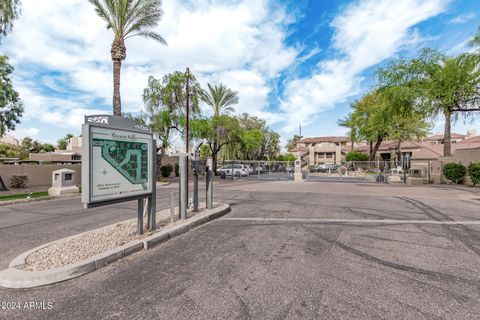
[82,116,154,207]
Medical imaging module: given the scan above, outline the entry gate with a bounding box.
[218,160,294,181]
[305,160,410,183]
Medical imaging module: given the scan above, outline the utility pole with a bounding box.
[186,67,190,154]
[185,68,190,206]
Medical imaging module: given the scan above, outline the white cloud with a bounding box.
[3,0,298,134]
[8,127,40,140]
[448,13,476,24]
[279,0,450,133]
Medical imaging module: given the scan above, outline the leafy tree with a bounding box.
[346,91,390,161]
[142,72,201,179]
[18,137,57,159]
[0,0,20,41]
[200,83,239,116]
[378,49,480,156]
[0,142,20,158]
[0,55,23,137]
[88,0,167,115]
[342,88,430,161]
[190,115,241,174]
[469,26,480,49]
[233,114,280,160]
[285,134,301,151]
[57,133,73,150]
[41,143,55,152]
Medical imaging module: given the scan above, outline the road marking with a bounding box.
[220,217,480,225]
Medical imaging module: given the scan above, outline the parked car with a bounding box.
[218,164,249,177]
[316,163,339,173]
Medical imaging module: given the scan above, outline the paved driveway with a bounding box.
[1,180,480,319]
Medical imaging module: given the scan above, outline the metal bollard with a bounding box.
[206,158,213,209]
[137,198,144,235]
[170,192,175,224]
[193,160,199,212]
[179,155,188,219]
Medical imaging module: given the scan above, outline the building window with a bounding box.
[326,153,333,158]
[65,173,72,181]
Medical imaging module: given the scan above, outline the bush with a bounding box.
[10,174,28,188]
[160,164,173,178]
[345,151,368,162]
[175,163,179,177]
[442,163,466,184]
[467,163,480,185]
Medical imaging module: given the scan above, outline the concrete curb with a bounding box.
[0,203,230,289]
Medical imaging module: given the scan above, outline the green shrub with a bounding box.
[160,164,173,178]
[467,163,480,185]
[345,151,368,162]
[442,163,466,184]
[10,174,28,188]
[175,163,179,177]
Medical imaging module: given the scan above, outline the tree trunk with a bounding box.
[369,141,373,161]
[212,152,218,175]
[397,140,402,163]
[370,138,383,161]
[351,140,354,151]
[112,58,122,116]
[443,110,452,157]
[156,146,164,181]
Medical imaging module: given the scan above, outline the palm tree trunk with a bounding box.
[112,58,122,116]
[443,110,452,157]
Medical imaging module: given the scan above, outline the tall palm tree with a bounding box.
[200,83,239,116]
[88,0,167,116]
[0,0,20,41]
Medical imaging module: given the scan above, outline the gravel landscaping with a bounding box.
[20,204,220,271]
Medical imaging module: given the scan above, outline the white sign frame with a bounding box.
[82,116,155,208]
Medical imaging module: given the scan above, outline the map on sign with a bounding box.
[88,126,153,203]
[92,138,148,189]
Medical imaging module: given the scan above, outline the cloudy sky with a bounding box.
[1,0,480,146]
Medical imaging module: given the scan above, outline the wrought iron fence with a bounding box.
[218,160,294,180]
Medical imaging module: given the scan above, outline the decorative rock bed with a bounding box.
[0,203,230,288]
[21,204,220,271]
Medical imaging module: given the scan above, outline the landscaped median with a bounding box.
[0,202,230,289]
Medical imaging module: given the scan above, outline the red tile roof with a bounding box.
[458,135,480,144]
[298,136,350,144]
[426,133,465,141]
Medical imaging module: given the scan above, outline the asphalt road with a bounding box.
[1,179,480,319]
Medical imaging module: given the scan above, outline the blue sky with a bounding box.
[1,0,480,146]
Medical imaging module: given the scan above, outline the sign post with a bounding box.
[82,115,156,234]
